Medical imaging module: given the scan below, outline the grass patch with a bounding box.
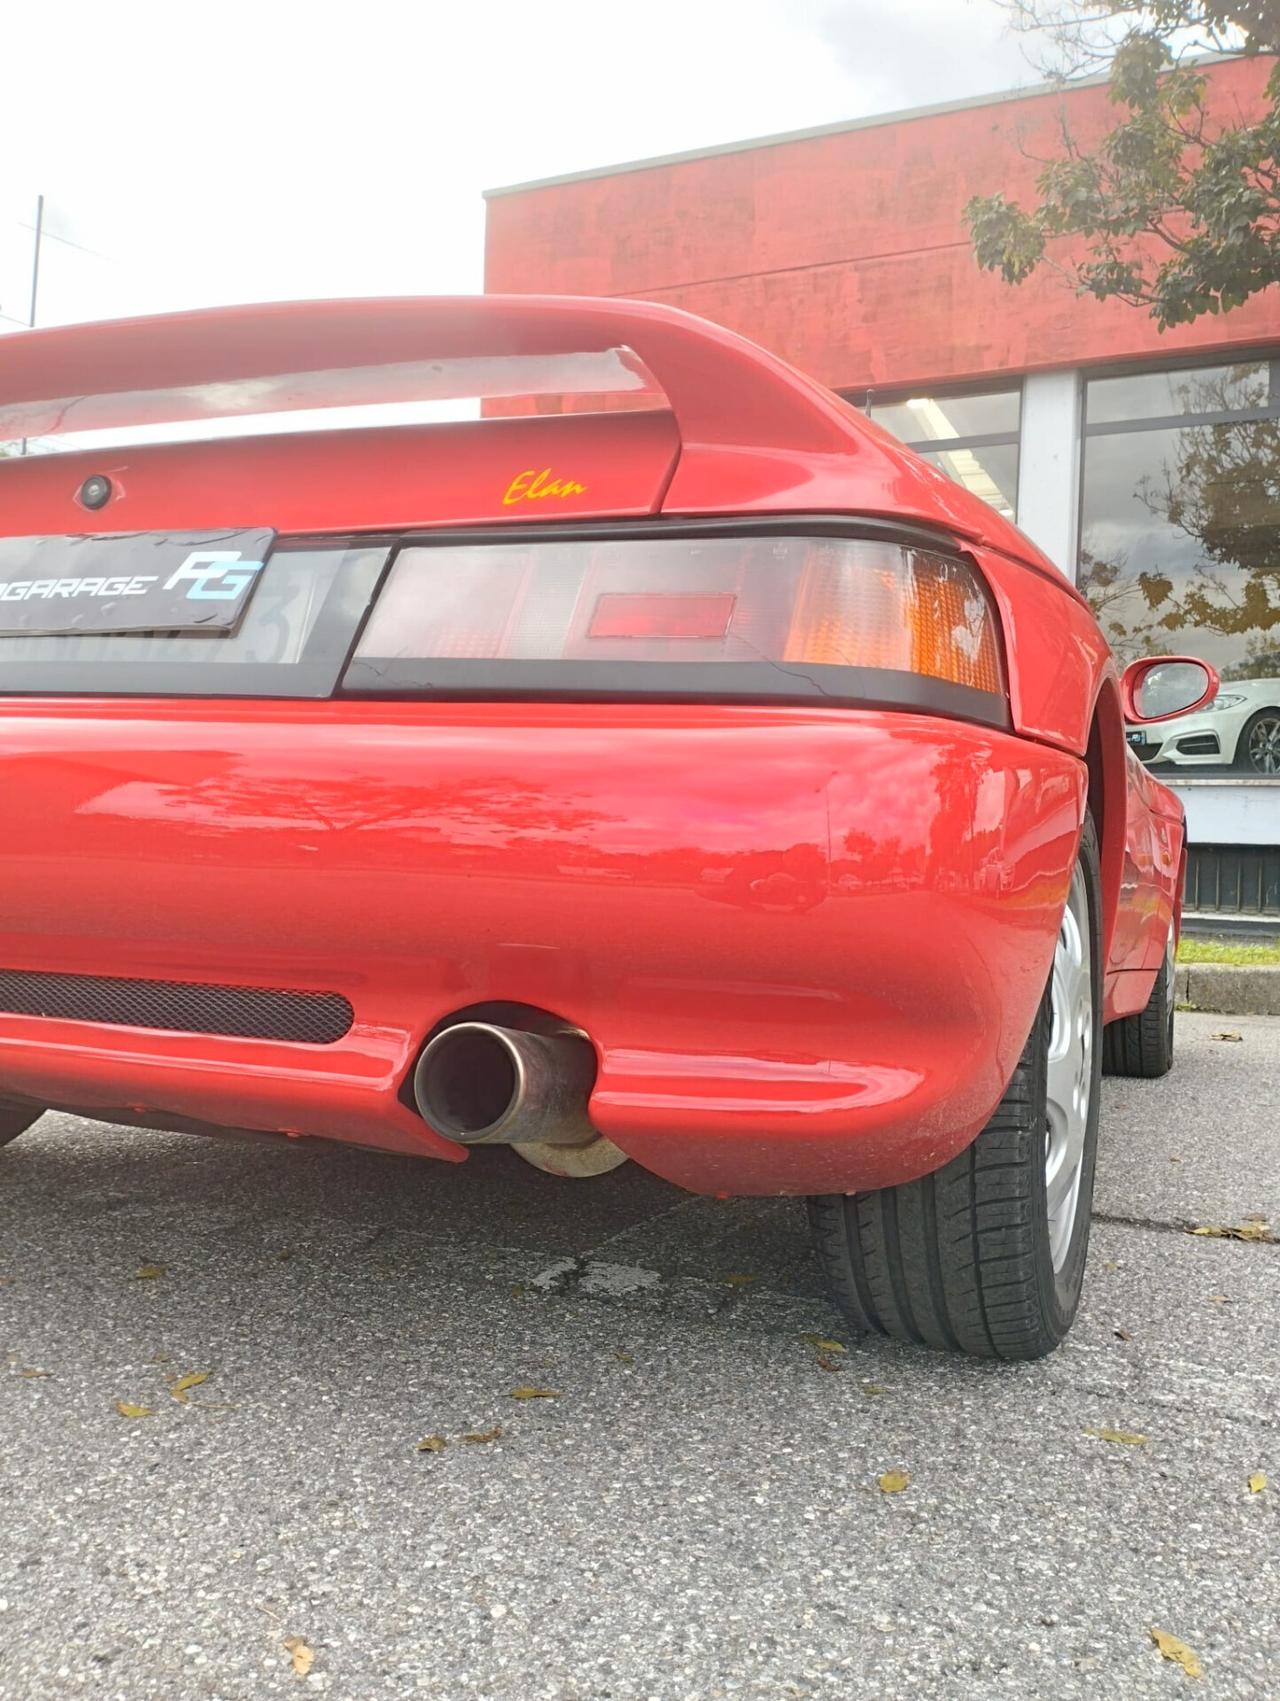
[1178,938,1280,967]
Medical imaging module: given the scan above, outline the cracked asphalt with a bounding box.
[1,1010,1277,1700]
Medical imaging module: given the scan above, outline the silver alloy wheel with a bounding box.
[1247,714,1280,775]
[1045,862,1093,1273]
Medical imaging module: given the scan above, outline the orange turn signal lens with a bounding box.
[783,543,1004,696]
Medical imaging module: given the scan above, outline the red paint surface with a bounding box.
[0,294,1187,1191]
[0,700,1091,1193]
[0,411,682,536]
[485,58,1279,391]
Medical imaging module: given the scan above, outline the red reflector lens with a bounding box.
[587,592,735,640]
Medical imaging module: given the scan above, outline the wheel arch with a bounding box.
[1085,672,1128,970]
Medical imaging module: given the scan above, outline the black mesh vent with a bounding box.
[0,968,353,1044]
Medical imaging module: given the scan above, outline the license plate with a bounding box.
[0,529,275,637]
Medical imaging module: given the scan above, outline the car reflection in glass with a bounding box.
[1127,676,1280,775]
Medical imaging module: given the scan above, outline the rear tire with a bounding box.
[1102,930,1176,1079]
[0,1105,42,1149]
[807,814,1103,1361]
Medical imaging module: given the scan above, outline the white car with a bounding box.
[1127,677,1280,773]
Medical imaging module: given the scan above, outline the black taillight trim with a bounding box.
[341,655,1009,729]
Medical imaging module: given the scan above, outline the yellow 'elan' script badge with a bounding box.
[502,468,588,506]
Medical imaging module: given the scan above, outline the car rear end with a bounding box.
[0,295,1091,1199]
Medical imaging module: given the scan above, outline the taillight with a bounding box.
[349,533,1006,712]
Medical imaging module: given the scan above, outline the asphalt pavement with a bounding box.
[1,1010,1277,1700]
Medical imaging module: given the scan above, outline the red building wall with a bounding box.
[485,58,1279,393]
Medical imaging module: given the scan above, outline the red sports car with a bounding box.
[0,296,1216,1359]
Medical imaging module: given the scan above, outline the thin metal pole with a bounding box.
[28,193,44,328]
[19,194,44,455]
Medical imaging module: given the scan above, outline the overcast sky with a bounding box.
[1,0,1039,333]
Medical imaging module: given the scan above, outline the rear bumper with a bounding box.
[0,701,1086,1193]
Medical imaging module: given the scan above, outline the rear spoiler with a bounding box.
[0,295,1063,575]
[0,294,859,457]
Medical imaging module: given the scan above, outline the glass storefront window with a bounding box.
[1085,361,1270,427]
[916,442,1019,521]
[849,384,1021,520]
[1080,358,1280,778]
[869,389,1021,443]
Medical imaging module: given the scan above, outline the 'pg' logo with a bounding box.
[164,551,264,601]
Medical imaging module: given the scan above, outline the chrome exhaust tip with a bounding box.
[413,1021,598,1148]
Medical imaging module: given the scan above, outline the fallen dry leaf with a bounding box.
[283,1636,314,1678]
[510,1386,559,1401]
[1103,1260,1120,1273]
[720,1273,756,1287]
[878,1470,910,1494]
[114,1401,153,1419]
[1114,1327,1134,1342]
[613,1350,634,1365]
[1087,1427,1149,1447]
[1211,1031,1243,1043]
[461,1425,503,1444]
[1248,1472,1267,1494]
[1150,1627,1202,1678]
[1242,1212,1268,1223]
[1190,1222,1275,1243]
[861,1383,887,1396]
[1207,1294,1232,1305]
[169,1371,210,1404]
[416,1435,448,1453]
[801,1334,847,1354]
[135,1263,166,1280]
[815,1354,843,1373]
[19,1367,51,1380]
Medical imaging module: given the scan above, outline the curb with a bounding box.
[1175,963,1280,1018]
